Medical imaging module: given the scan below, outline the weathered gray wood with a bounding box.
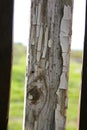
[24,0,73,130]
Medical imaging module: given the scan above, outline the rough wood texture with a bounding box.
[24,0,73,130]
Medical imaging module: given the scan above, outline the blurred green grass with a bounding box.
[8,43,26,130]
[66,60,82,130]
[8,44,82,130]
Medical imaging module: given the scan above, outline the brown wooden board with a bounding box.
[79,1,87,130]
[0,0,14,129]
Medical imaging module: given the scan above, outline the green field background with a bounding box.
[8,44,83,130]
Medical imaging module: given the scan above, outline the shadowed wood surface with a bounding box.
[24,0,73,130]
[78,1,87,130]
[0,0,14,129]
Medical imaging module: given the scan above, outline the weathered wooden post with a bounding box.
[78,1,87,130]
[24,0,73,130]
[0,0,14,130]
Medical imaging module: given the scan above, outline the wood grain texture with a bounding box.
[24,0,73,130]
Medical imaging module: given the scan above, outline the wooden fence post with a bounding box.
[24,0,73,130]
[78,1,87,130]
[0,0,14,129]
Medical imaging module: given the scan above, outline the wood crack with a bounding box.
[24,1,73,130]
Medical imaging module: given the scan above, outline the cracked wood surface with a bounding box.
[24,0,73,130]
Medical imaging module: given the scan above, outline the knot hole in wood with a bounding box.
[28,86,42,104]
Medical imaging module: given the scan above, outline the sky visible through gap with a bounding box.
[13,0,86,50]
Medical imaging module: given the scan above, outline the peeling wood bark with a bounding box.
[24,0,73,130]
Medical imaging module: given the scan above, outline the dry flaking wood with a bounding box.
[24,0,73,130]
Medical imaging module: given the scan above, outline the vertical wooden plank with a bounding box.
[24,1,73,130]
[78,1,87,130]
[0,0,14,130]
